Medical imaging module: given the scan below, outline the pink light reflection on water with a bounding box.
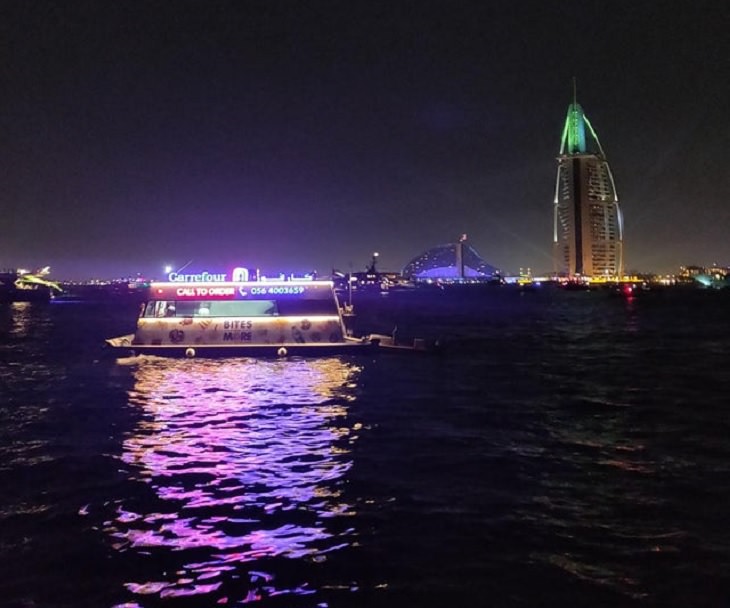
[109,356,363,604]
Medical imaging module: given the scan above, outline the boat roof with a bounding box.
[151,279,333,288]
[148,280,336,301]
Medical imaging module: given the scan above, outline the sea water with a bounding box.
[1,288,729,607]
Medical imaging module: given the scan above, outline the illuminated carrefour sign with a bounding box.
[168,271,227,283]
[167,267,252,283]
[231,267,249,281]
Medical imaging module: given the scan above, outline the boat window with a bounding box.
[141,296,338,318]
[142,301,176,317]
[173,301,200,317]
[205,300,279,316]
[142,299,279,317]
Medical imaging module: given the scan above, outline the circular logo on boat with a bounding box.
[169,329,185,343]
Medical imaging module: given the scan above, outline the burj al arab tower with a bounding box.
[553,89,624,279]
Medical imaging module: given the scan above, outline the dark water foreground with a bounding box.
[1,288,729,607]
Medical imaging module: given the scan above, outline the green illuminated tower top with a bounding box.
[559,79,606,157]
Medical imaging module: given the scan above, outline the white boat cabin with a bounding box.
[132,280,347,349]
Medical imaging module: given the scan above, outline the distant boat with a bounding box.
[0,267,62,303]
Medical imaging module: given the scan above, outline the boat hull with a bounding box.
[105,334,429,357]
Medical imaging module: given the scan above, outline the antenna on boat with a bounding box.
[347,261,353,308]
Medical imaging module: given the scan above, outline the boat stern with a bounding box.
[105,333,136,349]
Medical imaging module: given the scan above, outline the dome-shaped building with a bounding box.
[402,238,499,281]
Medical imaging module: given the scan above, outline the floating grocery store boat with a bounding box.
[106,279,429,357]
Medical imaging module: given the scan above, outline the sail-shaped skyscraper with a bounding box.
[553,89,624,278]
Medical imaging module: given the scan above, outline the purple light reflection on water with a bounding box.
[108,356,363,605]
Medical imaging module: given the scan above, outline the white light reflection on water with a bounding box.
[108,356,363,604]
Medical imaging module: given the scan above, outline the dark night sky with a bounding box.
[1,1,728,279]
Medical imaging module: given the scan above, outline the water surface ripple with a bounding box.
[1,290,729,607]
[107,357,362,604]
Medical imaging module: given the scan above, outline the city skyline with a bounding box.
[1,1,728,280]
